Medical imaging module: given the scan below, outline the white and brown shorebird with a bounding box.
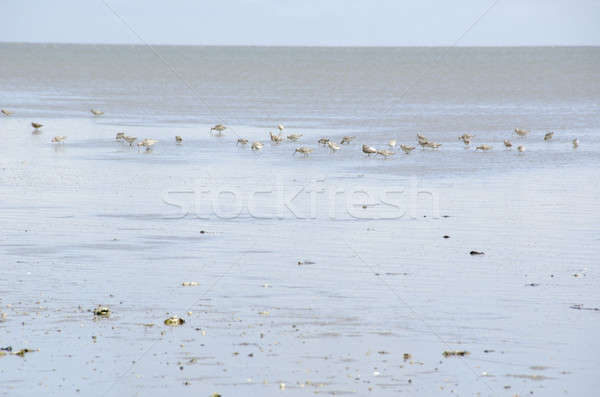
[251,141,264,150]
[476,144,492,151]
[277,124,285,131]
[362,144,377,156]
[517,145,525,153]
[31,122,43,129]
[503,139,512,149]
[340,136,355,145]
[424,141,442,150]
[294,146,314,157]
[417,134,429,149]
[388,139,397,148]
[51,136,67,143]
[544,131,554,142]
[572,138,579,149]
[175,136,183,143]
[90,109,104,116]
[459,133,474,141]
[1,109,14,116]
[210,124,227,135]
[400,144,415,154]
[318,137,330,145]
[138,138,158,150]
[287,133,303,141]
[115,132,125,140]
[269,131,284,144]
[123,135,137,146]
[327,141,340,152]
[237,138,248,145]
[514,128,529,137]
[377,149,395,158]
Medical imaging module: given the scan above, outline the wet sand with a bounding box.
[1,117,599,396]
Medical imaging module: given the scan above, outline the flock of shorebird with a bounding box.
[1,108,581,155]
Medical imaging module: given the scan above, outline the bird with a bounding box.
[1,109,13,116]
[327,141,340,152]
[287,133,303,141]
[400,144,415,154]
[377,149,395,158]
[31,122,43,129]
[475,144,492,151]
[544,131,554,142]
[517,145,526,153]
[340,136,355,144]
[514,128,529,137]
[175,136,183,143]
[388,139,397,148]
[458,133,474,141]
[318,137,330,145]
[137,138,158,151]
[277,124,285,131]
[572,138,579,149]
[90,109,104,116]
[417,135,429,149]
[424,141,442,150]
[237,138,248,145]
[210,124,227,135]
[115,132,125,140]
[123,136,137,146]
[503,139,512,149]
[462,139,471,146]
[251,141,264,150]
[51,136,67,143]
[269,131,284,144]
[362,144,377,156]
[294,146,314,157]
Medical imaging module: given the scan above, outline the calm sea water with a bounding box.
[1,44,599,397]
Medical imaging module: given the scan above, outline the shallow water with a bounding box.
[1,44,599,396]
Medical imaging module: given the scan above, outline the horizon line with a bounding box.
[1,40,599,49]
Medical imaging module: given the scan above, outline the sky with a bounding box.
[1,0,599,46]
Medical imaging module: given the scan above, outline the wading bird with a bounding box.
[251,141,264,150]
[514,128,529,137]
[362,144,377,156]
[32,122,43,129]
[340,136,355,144]
[51,136,67,143]
[269,131,284,144]
[277,124,285,131]
[90,109,104,116]
[400,144,415,154]
[237,138,248,145]
[115,132,125,140]
[504,139,512,149]
[377,149,395,158]
[425,141,442,150]
[518,145,525,153]
[138,138,158,151]
[572,138,579,149]
[210,124,227,135]
[388,139,396,148]
[318,137,330,145]
[327,141,340,152]
[175,136,183,143]
[287,133,303,141]
[294,146,314,157]
[123,136,137,146]
[544,131,554,142]
[1,109,13,116]
[476,144,492,151]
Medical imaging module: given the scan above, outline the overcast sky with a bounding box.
[1,0,599,46]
